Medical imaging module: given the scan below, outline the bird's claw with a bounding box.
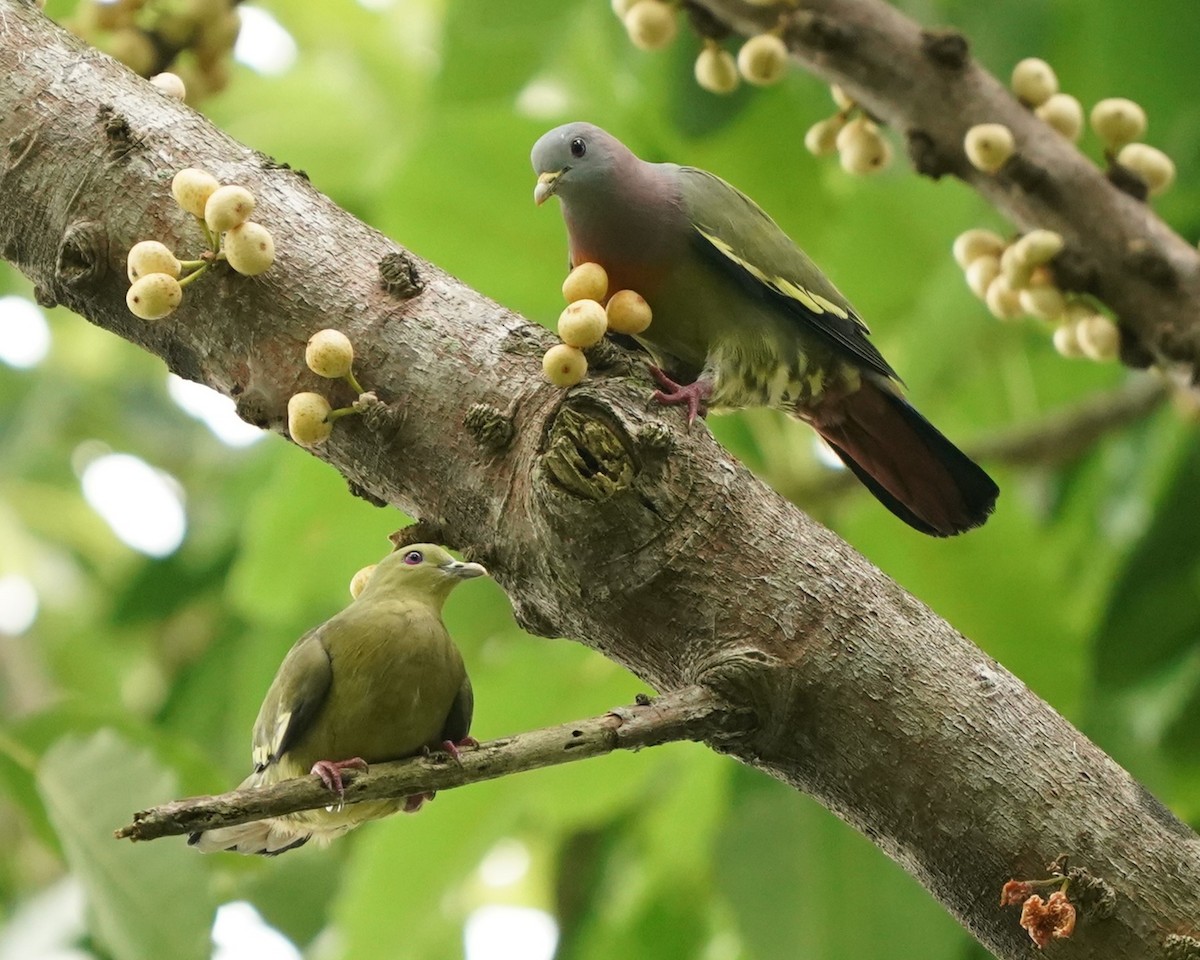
[311,757,369,800]
[440,736,479,764]
[647,366,711,426]
[402,791,436,814]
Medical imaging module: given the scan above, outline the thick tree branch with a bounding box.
[116,688,745,842]
[692,0,1200,377]
[3,4,1199,959]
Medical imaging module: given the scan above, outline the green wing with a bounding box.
[676,166,899,382]
[251,626,333,772]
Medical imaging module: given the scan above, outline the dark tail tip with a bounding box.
[812,382,998,537]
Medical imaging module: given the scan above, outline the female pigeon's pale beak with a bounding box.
[534,169,563,205]
[440,559,488,579]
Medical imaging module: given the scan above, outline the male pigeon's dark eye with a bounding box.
[569,137,587,159]
[403,550,423,565]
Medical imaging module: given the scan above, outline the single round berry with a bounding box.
[624,0,677,51]
[150,72,187,100]
[964,123,1015,173]
[171,168,221,219]
[127,240,181,282]
[1076,315,1119,361]
[838,120,892,175]
[737,33,788,86]
[1035,93,1083,141]
[287,392,333,446]
[606,289,653,335]
[1090,98,1147,149]
[349,564,376,599]
[1116,143,1175,196]
[126,273,183,320]
[999,244,1032,289]
[562,262,609,304]
[804,116,845,157]
[964,256,1001,300]
[223,221,276,276]
[1014,229,1064,267]
[952,229,1006,269]
[695,44,739,95]
[306,329,355,379]
[1011,58,1058,106]
[205,184,256,233]
[1018,280,1067,321]
[1052,322,1085,358]
[558,300,608,348]
[543,344,588,388]
[985,275,1022,320]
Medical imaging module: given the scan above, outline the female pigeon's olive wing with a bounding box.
[676,165,900,383]
[250,626,333,773]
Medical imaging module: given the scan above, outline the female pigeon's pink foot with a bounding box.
[403,791,436,814]
[440,737,479,763]
[310,757,369,799]
[648,367,711,425]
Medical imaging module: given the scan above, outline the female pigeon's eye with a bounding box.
[569,137,587,159]
[403,550,423,565]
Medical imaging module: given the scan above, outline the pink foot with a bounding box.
[648,366,711,425]
[440,736,479,763]
[403,791,436,814]
[310,757,369,799]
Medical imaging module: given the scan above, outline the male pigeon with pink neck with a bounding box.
[532,121,998,537]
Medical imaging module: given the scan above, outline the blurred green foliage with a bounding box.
[2,1,1199,958]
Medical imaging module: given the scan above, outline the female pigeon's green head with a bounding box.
[359,543,487,603]
[532,122,628,206]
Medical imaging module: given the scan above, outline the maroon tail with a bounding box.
[808,379,998,536]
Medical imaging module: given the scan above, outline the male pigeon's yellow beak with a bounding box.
[534,169,564,205]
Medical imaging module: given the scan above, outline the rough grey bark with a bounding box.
[2,2,1198,958]
[691,0,1200,378]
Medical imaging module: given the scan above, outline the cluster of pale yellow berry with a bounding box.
[953,227,1119,362]
[63,0,241,101]
[963,58,1174,196]
[542,264,653,388]
[125,169,275,321]
[612,0,791,91]
[954,57,1180,362]
[804,85,894,176]
[287,330,367,447]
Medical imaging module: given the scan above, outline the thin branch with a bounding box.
[692,0,1200,376]
[116,687,747,843]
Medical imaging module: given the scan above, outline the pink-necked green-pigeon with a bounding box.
[531,122,998,537]
[188,545,484,855]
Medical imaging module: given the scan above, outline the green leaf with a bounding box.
[715,768,967,960]
[36,730,216,960]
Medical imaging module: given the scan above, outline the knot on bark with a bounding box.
[920,29,969,69]
[346,479,387,507]
[541,405,635,500]
[1065,866,1116,921]
[464,403,514,451]
[57,220,108,290]
[378,252,423,300]
[96,104,138,158]
[1165,934,1200,959]
[906,129,951,180]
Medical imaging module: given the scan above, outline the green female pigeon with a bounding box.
[189,544,484,855]
[531,122,998,536]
